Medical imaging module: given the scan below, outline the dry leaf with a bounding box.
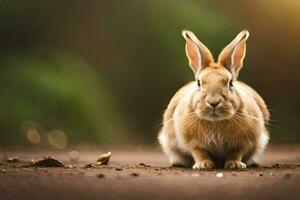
[96,152,111,165]
[28,156,65,168]
[84,163,95,168]
[7,158,20,163]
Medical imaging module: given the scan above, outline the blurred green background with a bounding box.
[0,0,299,147]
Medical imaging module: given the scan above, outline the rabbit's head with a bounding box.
[182,30,249,121]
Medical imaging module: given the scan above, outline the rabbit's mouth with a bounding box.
[200,107,234,121]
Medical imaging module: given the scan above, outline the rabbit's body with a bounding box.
[159,80,269,168]
[158,30,269,169]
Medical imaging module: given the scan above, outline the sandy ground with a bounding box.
[0,145,300,200]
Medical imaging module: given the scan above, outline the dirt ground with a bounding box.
[0,145,300,200]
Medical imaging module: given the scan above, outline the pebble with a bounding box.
[216,172,223,178]
[84,164,94,168]
[131,172,139,177]
[115,167,123,171]
[191,173,200,177]
[284,173,292,179]
[259,172,264,176]
[97,173,105,178]
[138,163,147,167]
[269,172,275,176]
[0,169,6,173]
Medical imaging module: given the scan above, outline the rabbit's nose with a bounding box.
[207,99,221,108]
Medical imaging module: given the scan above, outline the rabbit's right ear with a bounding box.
[182,30,214,74]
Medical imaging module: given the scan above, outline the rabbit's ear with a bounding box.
[182,30,214,74]
[218,30,249,78]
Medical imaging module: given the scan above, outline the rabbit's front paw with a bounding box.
[225,160,246,169]
[193,160,215,170]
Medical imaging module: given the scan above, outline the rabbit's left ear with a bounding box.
[218,30,249,78]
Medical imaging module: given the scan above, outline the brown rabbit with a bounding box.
[158,30,270,169]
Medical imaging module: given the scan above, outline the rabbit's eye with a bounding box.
[229,80,233,88]
[197,80,201,87]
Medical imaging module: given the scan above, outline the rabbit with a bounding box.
[158,30,270,169]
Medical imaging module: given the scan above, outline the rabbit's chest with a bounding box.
[202,131,235,155]
[176,115,253,155]
[181,126,239,155]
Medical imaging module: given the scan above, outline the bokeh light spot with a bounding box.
[26,128,41,144]
[69,150,80,163]
[47,129,68,149]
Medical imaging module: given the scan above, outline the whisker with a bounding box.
[231,117,251,143]
[233,114,257,130]
[184,113,200,133]
[159,111,199,125]
[235,112,280,128]
[236,111,280,123]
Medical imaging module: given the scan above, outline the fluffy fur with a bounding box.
[158,30,269,169]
